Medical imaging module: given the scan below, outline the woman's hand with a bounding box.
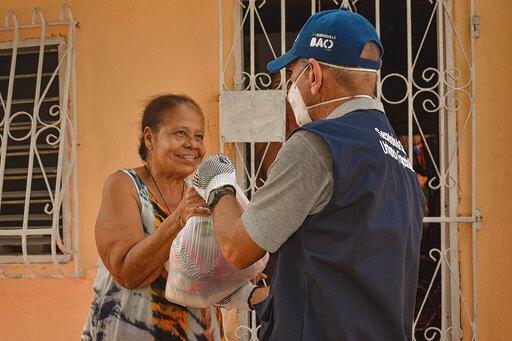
[174,187,211,228]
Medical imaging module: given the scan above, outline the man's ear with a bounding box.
[308,58,323,96]
[143,127,154,152]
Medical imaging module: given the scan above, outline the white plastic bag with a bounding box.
[165,186,268,308]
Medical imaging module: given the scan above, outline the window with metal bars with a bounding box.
[0,40,70,261]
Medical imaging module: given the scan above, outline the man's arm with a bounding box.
[208,131,333,269]
[211,194,266,270]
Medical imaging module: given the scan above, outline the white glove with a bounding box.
[215,282,256,311]
[193,153,237,205]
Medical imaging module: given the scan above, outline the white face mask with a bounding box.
[287,62,376,126]
[287,64,312,126]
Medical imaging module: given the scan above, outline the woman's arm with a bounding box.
[95,171,208,289]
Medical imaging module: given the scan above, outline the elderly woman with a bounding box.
[82,94,224,340]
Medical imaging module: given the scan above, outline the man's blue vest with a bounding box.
[257,109,424,340]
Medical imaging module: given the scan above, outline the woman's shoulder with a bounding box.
[103,168,144,197]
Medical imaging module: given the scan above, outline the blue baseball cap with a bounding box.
[267,8,383,73]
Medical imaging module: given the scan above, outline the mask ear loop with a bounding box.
[285,76,293,90]
[287,63,310,100]
[295,63,310,82]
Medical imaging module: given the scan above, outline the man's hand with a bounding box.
[193,153,237,205]
[215,282,270,310]
[251,272,268,285]
[250,286,270,307]
[195,153,266,270]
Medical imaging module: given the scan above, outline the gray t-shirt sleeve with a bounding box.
[242,130,333,253]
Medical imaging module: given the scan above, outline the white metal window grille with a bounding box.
[219,0,479,340]
[0,5,79,278]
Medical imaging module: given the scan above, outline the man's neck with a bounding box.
[309,94,370,121]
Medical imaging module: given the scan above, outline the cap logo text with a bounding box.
[310,33,336,51]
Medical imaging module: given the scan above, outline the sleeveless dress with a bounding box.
[82,168,224,341]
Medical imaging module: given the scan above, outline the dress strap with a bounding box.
[121,168,172,221]
[120,168,150,202]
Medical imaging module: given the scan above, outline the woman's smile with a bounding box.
[176,153,199,162]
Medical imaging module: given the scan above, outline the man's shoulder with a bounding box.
[283,129,330,156]
[272,129,332,182]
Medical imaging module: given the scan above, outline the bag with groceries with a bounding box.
[165,154,268,309]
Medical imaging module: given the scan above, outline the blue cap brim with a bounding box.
[267,51,298,73]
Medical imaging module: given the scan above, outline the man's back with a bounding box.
[260,109,424,340]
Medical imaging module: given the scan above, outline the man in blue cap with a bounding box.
[196,8,424,340]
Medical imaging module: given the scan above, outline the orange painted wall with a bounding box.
[0,277,93,339]
[0,0,511,340]
[0,1,233,340]
[473,0,512,339]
